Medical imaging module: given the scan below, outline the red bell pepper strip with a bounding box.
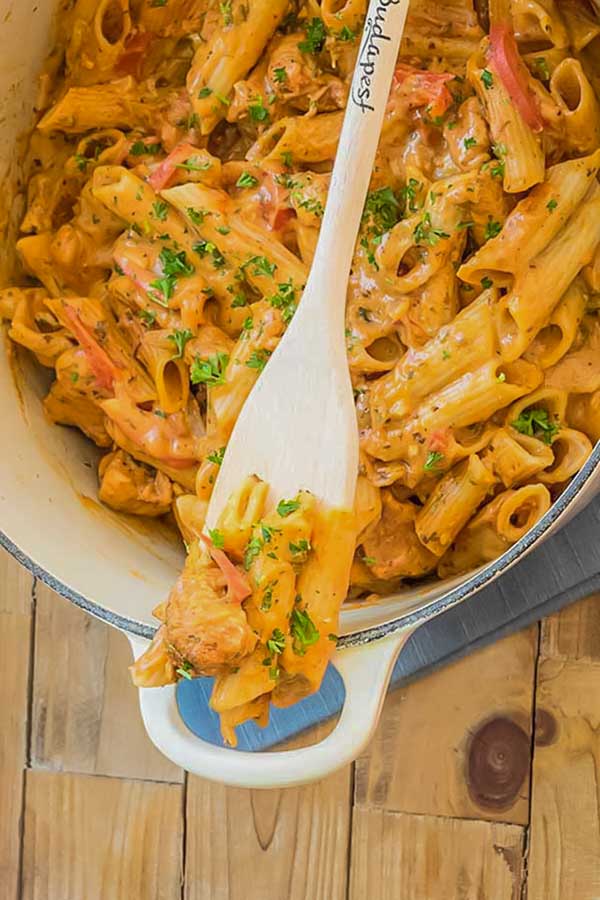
[64,305,119,392]
[147,142,201,192]
[488,24,544,133]
[199,534,252,603]
[392,64,455,119]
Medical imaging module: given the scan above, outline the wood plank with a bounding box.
[540,593,600,662]
[348,808,525,900]
[21,769,183,900]
[31,582,182,782]
[0,549,34,900]
[527,656,600,900]
[184,731,351,900]
[355,627,537,825]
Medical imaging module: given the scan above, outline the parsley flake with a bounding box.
[424,451,444,472]
[190,351,229,386]
[298,17,327,54]
[167,328,193,359]
[511,407,559,444]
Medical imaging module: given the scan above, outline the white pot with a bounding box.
[1,0,599,788]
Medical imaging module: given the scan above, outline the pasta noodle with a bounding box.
[4,0,600,744]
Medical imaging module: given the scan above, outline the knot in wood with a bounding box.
[466,716,530,811]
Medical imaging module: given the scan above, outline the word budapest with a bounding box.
[351,0,402,113]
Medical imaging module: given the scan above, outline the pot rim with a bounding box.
[2,442,599,645]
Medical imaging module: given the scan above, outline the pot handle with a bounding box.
[127,627,413,788]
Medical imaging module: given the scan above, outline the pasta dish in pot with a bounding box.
[2,0,600,744]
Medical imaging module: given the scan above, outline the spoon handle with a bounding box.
[303,0,410,317]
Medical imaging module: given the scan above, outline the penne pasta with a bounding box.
[8,0,600,742]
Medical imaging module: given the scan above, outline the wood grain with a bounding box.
[527,656,600,900]
[184,734,351,900]
[349,808,525,900]
[21,769,184,900]
[0,549,34,900]
[540,593,600,661]
[31,582,182,782]
[355,627,537,825]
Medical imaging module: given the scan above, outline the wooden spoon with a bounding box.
[205,0,410,526]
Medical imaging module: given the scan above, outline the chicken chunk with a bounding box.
[98,449,173,517]
[164,544,257,676]
[361,492,438,580]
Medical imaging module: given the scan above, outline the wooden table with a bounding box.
[2,545,599,900]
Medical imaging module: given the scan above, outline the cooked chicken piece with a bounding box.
[98,449,173,516]
[164,543,257,675]
[361,491,438,580]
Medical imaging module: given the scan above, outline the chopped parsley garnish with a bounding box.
[152,200,169,221]
[481,69,494,90]
[484,218,502,240]
[260,584,274,611]
[150,0,167,6]
[138,308,157,326]
[401,177,422,214]
[74,153,88,172]
[244,535,263,570]
[147,247,194,304]
[130,140,162,155]
[249,96,269,123]
[297,196,324,217]
[216,225,230,235]
[337,25,356,41]
[243,255,276,278]
[70,371,79,383]
[273,67,287,84]
[175,660,194,680]
[193,238,226,268]
[236,171,259,188]
[190,351,229,386]
[187,207,207,225]
[149,276,174,305]
[266,628,286,656]
[511,407,559,444]
[268,280,297,323]
[547,198,558,212]
[219,0,232,25]
[198,86,212,98]
[463,136,477,150]
[277,498,300,517]
[246,349,272,371]
[167,328,193,359]
[457,220,475,229]
[281,150,293,168]
[208,528,225,549]
[160,247,194,277]
[298,17,327,54]
[413,212,450,246]
[289,538,311,559]
[424,451,444,472]
[481,276,494,290]
[534,57,550,81]
[260,523,280,543]
[290,607,320,656]
[363,186,402,233]
[174,156,211,172]
[207,446,225,466]
[214,91,231,106]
